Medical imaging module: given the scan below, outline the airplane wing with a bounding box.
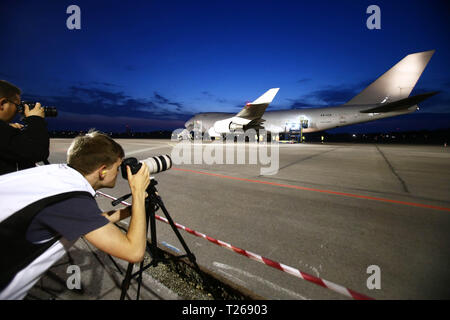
[235,88,280,121]
[208,88,279,136]
[360,91,439,113]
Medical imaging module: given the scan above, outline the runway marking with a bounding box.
[215,270,249,288]
[213,262,308,300]
[125,146,168,156]
[375,145,410,193]
[269,147,339,174]
[97,191,372,300]
[161,241,181,254]
[172,167,450,212]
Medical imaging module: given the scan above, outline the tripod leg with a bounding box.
[148,205,159,261]
[132,197,158,300]
[136,260,145,300]
[158,199,197,266]
[120,263,134,300]
[119,197,158,301]
[107,254,123,275]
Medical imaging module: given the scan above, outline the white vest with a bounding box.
[0,164,95,300]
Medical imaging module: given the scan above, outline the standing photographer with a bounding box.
[0,80,50,175]
[0,131,150,299]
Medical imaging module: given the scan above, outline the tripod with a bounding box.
[110,178,200,300]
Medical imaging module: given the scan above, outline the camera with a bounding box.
[121,155,172,179]
[17,101,58,117]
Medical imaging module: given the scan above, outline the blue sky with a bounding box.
[1,0,449,133]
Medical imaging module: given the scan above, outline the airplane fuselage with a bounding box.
[187,104,418,135]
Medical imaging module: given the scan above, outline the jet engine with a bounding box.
[213,118,246,134]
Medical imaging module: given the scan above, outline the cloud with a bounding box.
[289,100,319,109]
[153,92,185,112]
[287,80,371,108]
[297,78,312,84]
[308,87,357,105]
[45,111,186,132]
[200,90,229,104]
[201,91,213,97]
[69,86,130,104]
[91,81,122,88]
[308,80,371,105]
[22,85,194,131]
[153,92,170,104]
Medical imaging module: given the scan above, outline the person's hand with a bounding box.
[24,103,45,118]
[126,163,150,198]
[9,123,24,129]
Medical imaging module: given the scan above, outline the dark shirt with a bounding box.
[0,116,50,175]
[26,194,109,243]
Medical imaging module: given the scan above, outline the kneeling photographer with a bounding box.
[0,130,150,300]
[0,80,51,175]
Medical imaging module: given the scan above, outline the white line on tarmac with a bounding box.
[125,146,169,156]
[121,142,169,146]
[216,269,249,288]
[169,142,331,149]
[212,262,308,300]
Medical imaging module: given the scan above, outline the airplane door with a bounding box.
[285,120,300,131]
[285,116,309,132]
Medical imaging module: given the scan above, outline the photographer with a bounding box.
[0,131,150,300]
[0,80,50,175]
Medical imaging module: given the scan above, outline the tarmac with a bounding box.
[25,139,450,300]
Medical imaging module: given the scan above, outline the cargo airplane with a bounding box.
[183,50,437,138]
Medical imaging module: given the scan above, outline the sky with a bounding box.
[1,0,449,133]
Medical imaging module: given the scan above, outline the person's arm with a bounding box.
[102,206,132,223]
[84,164,150,263]
[1,104,49,163]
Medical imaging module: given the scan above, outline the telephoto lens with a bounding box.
[141,155,172,174]
[120,155,172,179]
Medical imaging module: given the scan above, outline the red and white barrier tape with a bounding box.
[96,191,373,300]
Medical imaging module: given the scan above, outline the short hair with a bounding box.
[0,80,21,99]
[67,130,125,175]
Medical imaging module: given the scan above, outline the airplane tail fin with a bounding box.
[345,50,435,105]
